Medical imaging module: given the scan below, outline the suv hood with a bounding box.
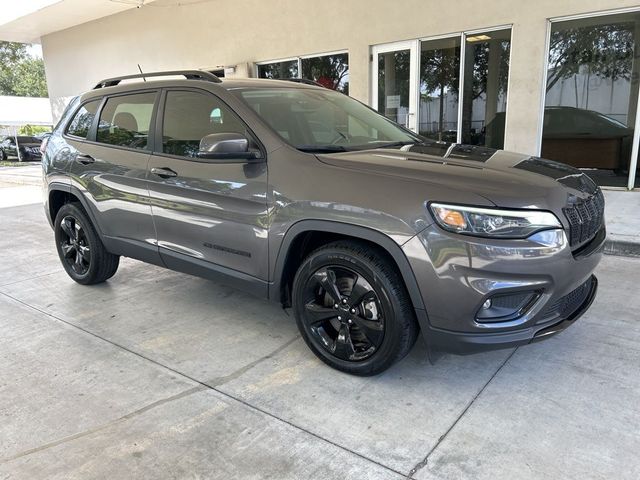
[317,143,599,210]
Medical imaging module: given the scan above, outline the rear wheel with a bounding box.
[292,241,418,376]
[0,149,6,161]
[54,203,120,285]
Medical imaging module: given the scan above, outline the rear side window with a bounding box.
[161,90,248,158]
[66,100,101,139]
[96,92,157,150]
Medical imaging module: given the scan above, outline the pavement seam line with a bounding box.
[0,270,59,289]
[0,386,206,464]
[406,348,519,479]
[0,291,407,479]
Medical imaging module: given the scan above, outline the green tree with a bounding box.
[0,41,48,97]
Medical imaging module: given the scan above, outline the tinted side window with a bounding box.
[96,92,156,150]
[66,100,101,139]
[162,90,248,158]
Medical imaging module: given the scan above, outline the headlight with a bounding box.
[429,202,562,239]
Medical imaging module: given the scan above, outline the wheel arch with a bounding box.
[270,220,425,311]
[47,183,104,238]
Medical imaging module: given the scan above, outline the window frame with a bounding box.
[93,89,161,152]
[63,89,161,156]
[153,87,266,164]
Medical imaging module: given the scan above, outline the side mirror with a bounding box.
[197,133,259,161]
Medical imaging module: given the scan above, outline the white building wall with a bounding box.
[40,0,640,155]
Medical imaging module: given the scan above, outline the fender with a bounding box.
[47,182,106,238]
[269,219,425,311]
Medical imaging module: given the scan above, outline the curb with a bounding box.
[604,239,640,258]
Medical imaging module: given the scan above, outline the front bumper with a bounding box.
[422,275,597,354]
[403,224,604,354]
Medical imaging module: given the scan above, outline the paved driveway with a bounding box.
[0,198,638,479]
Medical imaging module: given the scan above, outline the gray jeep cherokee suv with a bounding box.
[43,70,604,375]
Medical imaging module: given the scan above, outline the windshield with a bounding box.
[235,87,421,152]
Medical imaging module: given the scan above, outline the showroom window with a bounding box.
[372,27,512,148]
[257,52,349,94]
[543,11,640,189]
[96,92,157,150]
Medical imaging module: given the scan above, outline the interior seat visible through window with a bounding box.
[96,92,157,150]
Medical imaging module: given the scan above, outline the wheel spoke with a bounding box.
[351,314,384,347]
[304,301,337,326]
[78,245,91,262]
[313,268,342,304]
[332,323,356,360]
[74,250,84,273]
[348,275,376,306]
[60,218,75,239]
[60,242,75,257]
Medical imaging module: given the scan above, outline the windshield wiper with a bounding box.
[297,145,349,153]
[374,140,423,149]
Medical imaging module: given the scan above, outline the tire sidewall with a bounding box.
[292,247,406,374]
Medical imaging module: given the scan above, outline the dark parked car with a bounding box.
[0,135,43,161]
[484,106,634,171]
[42,70,605,375]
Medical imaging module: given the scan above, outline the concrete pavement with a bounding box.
[0,189,639,479]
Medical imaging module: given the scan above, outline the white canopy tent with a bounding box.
[0,96,53,161]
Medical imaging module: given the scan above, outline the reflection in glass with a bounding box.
[301,53,349,94]
[419,37,460,142]
[257,60,299,79]
[543,13,640,188]
[461,29,511,148]
[377,49,411,126]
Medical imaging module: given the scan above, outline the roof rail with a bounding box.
[281,78,326,88]
[93,70,222,89]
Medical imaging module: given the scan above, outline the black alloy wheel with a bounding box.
[54,203,120,285]
[301,265,385,361]
[59,215,91,276]
[292,241,418,376]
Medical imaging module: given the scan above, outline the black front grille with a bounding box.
[536,277,593,324]
[563,190,605,248]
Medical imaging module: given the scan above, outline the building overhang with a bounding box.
[0,0,142,44]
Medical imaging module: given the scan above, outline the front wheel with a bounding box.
[292,241,419,376]
[0,149,6,161]
[54,203,120,285]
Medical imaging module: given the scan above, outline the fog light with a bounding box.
[476,291,541,323]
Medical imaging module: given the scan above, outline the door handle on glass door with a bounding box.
[151,167,178,178]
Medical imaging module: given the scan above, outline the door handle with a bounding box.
[77,154,95,165]
[151,167,178,178]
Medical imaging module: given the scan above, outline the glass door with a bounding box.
[544,12,640,189]
[372,41,419,131]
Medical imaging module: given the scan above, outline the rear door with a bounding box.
[147,88,269,283]
[65,91,161,264]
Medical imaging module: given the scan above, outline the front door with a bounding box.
[147,89,269,283]
[372,41,419,132]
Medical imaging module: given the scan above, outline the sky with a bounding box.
[26,43,43,58]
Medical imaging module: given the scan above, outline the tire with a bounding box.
[54,203,120,285]
[292,240,419,376]
[0,149,6,161]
